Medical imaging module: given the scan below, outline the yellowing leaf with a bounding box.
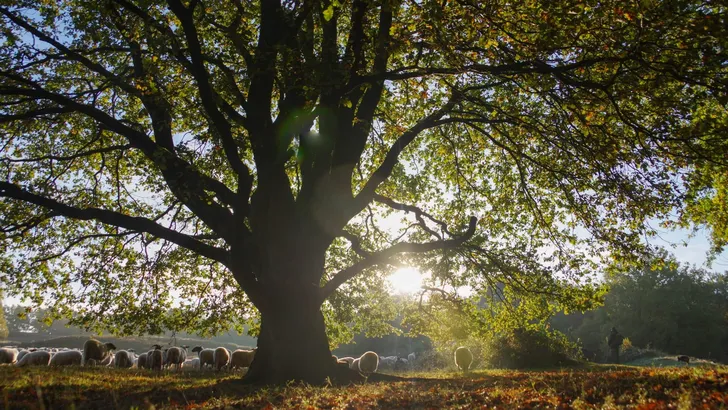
[323,5,334,21]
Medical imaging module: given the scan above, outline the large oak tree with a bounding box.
[0,0,725,383]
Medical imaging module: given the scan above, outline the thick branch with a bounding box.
[340,230,371,257]
[167,0,253,189]
[0,181,229,263]
[320,216,477,301]
[344,97,459,222]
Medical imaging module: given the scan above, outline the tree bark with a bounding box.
[243,295,334,384]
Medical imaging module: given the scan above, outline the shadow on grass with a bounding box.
[3,365,727,409]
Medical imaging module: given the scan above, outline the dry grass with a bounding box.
[1,364,726,409]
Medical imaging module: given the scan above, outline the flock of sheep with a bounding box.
[0,339,257,371]
[335,346,474,375]
[1,339,475,375]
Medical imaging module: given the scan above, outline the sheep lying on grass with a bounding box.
[230,348,256,371]
[358,351,379,375]
[0,348,18,365]
[82,339,117,366]
[214,347,230,371]
[15,351,51,367]
[454,347,473,372]
[49,350,82,367]
[192,346,215,369]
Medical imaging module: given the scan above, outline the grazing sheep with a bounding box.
[15,351,52,367]
[165,346,189,371]
[0,348,19,365]
[82,339,117,366]
[454,347,473,372]
[677,355,690,365]
[213,347,230,371]
[136,352,148,369]
[182,358,200,370]
[150,346,164,371]
[358,351,379,374]
[115,350,135,368]
[379,356,397,368]
[192,346,215,369]
[16,350,30,362]
[49,350,82,367]
[230,349,256,371]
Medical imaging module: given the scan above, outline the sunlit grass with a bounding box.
[0,365,726,409]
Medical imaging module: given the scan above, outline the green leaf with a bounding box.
[323,5,334,21]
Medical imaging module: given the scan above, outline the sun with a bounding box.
[388,267,426,294]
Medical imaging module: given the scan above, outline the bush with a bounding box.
[482,327,580,369]
[619,341,664,364]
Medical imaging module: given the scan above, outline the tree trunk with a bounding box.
[242,287,363,385]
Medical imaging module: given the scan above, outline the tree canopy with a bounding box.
[0,0,726,382]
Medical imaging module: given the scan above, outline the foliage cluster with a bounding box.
[479,326,580,369]
[1,366,727,409]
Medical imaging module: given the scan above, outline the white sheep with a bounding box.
[82,339,117,366]
[454,346,473,372]
[191,346,215,369]
[16,350,30,362]
[15,351,51,367]
[213,347,230,371]
[349,358,360,370]
[114,350,135,368]
[230,348,256,371]
[0,348,19,365]
[358,351,379,374]
[165,346,188,371]
[49,350,82,366]
[182,358,200,370]
[408,352,416,362]
[379,356,397,368]
[338,356,355,366]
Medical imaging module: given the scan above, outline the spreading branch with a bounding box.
[320,216,478,301]
[0,181,229,263]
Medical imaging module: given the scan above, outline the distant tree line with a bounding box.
[1,305,257,347]
[551,252,728,363]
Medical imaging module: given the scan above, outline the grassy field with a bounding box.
[1,364,726,409]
